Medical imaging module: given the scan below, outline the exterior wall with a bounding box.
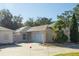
[45,28,53,43]
[13,32,28,43]
[62,27,70,42]
[0,31,13,44]
[13,32,22,43]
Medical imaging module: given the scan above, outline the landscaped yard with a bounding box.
[0,43,79,56]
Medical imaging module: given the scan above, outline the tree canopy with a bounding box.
[57,4,79,28]
[70,14,78,43]
[12,15,23,30]
[0,4,79,31]
[0,9,13,29]
[0,9,23,30]
[24,17,53,27]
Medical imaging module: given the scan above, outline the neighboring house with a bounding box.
[27,25,53,43]
[0,26,13,44]
[14,26,30,43]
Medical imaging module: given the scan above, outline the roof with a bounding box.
[27,25,49,32]
[15,26,30,32]
[0,26,13,31]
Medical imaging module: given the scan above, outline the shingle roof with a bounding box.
[0,26,13,31]
[15,26,30,32]
[27,25,48,32]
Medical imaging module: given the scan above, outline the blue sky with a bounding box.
[0,3,77,22]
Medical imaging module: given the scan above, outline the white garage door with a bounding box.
[31,32,45,43]
[0,31,12,44]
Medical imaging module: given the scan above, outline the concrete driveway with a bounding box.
[0,43,79,56]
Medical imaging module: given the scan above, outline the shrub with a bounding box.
[54,30,68,43]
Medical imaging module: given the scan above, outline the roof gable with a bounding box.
[15,26,30,32]
[27,25,48,32]
[0,26,13,31]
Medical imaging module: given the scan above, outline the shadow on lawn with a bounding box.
[41,43,79,49]
[0,43,22,49]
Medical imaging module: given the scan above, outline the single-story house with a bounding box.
[14,25,53,43]
[14,26,30,43]
[27,25,53,43]
[0,26,13,44]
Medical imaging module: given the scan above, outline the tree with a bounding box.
[70,13,78,43]
[0,9,24,30]
[24,18,35,27]
[0,9,13,29]
[51,20,68,43]
[24,17,53,27]
[12,15,23,30]
[53,20,66,31]
[35,17,52,26]
[53,29,68,43]
[57,4,79,29]
[57,11,73,27]
[58,4,79,27]
[73,4,79,22]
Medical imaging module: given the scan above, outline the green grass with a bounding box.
[53,52,79,56]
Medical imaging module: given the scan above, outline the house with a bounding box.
[0,26,13,44]
[27,25,53,43]
[14,25,53,43]
[14,26,30,43]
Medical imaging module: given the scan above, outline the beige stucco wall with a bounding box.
[13,32,28,43]
[13,32,22,43]
[62,27,70,42]
[14,27,30,43]
[45,28,53,43]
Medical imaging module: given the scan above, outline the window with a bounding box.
[23,34,26,40]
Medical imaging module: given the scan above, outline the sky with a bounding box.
[0,3,77,22]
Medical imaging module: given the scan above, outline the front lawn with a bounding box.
[53,52,79,56]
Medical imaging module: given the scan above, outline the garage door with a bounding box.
[0,31,10,44]
[31,32,45,43]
